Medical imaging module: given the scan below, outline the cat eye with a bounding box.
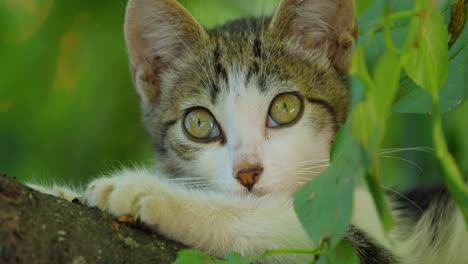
[267,92,303,128]
[183,107,221,141]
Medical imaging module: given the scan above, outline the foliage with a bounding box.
[0,0,466,263]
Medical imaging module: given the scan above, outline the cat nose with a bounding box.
[235,165,263,191]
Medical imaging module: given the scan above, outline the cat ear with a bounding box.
[269,0,357,73]
[125,0,206,107]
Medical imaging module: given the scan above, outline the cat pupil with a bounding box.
[283,102,288,112]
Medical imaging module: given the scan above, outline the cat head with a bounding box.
[124,0,356,195]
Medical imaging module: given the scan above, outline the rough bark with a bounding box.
[0,173,186,264]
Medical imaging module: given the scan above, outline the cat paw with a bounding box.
[84,174,170,225]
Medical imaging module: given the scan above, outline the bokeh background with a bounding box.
[1,0,466,189]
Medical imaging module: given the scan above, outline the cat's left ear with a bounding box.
[269,0,357,73]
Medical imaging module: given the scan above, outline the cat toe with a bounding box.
[137,195,166,227]
[107,185,149,216]
[84,178,115,210]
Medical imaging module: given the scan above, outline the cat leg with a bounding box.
[84,168,314,263]
[27,183,82,202]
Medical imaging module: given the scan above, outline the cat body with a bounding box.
[30,0,468,263]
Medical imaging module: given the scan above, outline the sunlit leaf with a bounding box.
[394,1,467,113]
[351,51,401,231]
[174,250,256,264]
[352,52,401,151]
[401,4,450,95]
[174,250,217,264]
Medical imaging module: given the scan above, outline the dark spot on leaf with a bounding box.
[307,192,316,200]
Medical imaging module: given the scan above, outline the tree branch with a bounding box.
[0,173,186,263]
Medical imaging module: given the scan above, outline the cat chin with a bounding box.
[227,186,296,198]
[247,188,268,197]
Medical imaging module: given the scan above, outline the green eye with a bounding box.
[268,93,303,127]
[183,108,220,141]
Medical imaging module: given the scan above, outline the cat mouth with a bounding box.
[242,187,268,197]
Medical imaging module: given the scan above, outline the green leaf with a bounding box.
[350,47,374,92]
[317,240,360,264]
[393,1,468,113]
[392,73,466,113]
[358,0,466,113]
[352,52,401,152]
[433,112,468,223]
[398,1,468,224]
[350,51,401,232]
[174,250,219,264]
[401,5,450,96]
[294,123,362,248]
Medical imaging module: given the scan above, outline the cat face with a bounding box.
[124,0,356,195]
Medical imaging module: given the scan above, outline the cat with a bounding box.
[29,0,468,263]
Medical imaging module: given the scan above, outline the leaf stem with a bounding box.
[385,9,421,21]
[255,240,329,262]
[364,8,421,49]
[431,100,468,225]
[261,248,319,257]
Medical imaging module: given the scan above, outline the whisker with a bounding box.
[297,175,320,179]
[169,179,211,183]
[174,182,211,186]
[382,186,423,213]
[295,158,330,165]
[380,155,423,171]
[296,169,324,173]
[184,183,213,187]
[381,147,434,155]
[289,174,321,180]
[297,169,323,172]
[169,177,210,181]
[301,164,330,170]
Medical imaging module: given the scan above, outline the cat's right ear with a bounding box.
[269,0,357,74]
[125,0,206,107]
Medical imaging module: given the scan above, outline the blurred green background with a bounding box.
[0,0,466,188]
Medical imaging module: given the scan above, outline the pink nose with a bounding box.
[235,165,263,191]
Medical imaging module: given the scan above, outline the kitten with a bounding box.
[31,0,468,263]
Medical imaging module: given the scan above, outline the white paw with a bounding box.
[84,173,171,226]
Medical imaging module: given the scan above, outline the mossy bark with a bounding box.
[0,173,186,264]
